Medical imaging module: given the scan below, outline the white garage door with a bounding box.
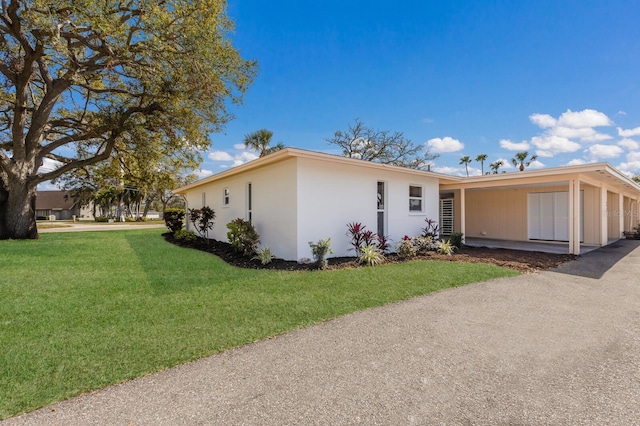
[528,191,582,242]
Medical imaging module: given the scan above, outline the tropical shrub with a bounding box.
[94,216,110,223]
[396,236,417,259]
[436,239,455,256]
[412,236,436,252]
[226,218,260,256]
[422,218,440,239]
[346,222,367,255]
[174,229,196,242]
[376,234,391,253]
[253,247,275,265]
[188,206,216,240]
[359,244,385,266]
[164,208,186,233]
[448,232,464,249]
[309,238,333,270]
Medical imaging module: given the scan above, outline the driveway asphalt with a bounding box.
[4,240,640,425]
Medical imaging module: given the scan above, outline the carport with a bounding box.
[439,162,640,255]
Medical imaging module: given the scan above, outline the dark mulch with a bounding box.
[163,233,577,273]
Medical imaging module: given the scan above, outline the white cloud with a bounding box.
[233,143,246,150]
[616,161,640,176]
[618,138,639,150]
[499,139,530,150]
[528,159,545,169]
[38,158,62,174]
[232,151,259,167]
[195,169,213,178]
[585,144,623,160]
[550,126,612,142]
[618,126,640,137]
[208,151,234,161]
[565,159,587,166]
[426,136,464,153]
[208,149,259,168]
[626,152,640,162]
[557,109,612,128]
[431,166,467,176]
[618,111,627,115]
[530,113,556,128]
[421,117,434,124]
[37,181,60,191]
[531,135,581,157]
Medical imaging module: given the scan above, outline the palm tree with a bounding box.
[511,151,538,171]
[243,129,285,157]
[489,160,504,174]
[459,155,472,177]
[475,154,488,175]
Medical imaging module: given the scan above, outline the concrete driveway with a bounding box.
[4,241,640,425]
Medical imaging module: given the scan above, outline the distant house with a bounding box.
[174,148,640,260]
[35,191,84,220]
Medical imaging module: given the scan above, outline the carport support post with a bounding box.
[460,188,466,244]
[600,187,608,246]
[569,179,581,255]
[618,193,624,237]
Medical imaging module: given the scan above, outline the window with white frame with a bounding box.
[223,188,230,206]
[409,185,423,212]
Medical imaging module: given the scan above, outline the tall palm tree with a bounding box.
[475,154,488,175]
[489,160,504,174]
[243,129,285,157]
[459,155,472,177]
[511,151,538,171]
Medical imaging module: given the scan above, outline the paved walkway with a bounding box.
[4,241,640,425]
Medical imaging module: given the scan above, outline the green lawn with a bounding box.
[0,229,518,419]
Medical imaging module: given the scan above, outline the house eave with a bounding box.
[173,147,460,194]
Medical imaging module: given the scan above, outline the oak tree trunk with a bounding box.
[0,177,38,240]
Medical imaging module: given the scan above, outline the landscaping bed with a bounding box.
[164,233,576,273]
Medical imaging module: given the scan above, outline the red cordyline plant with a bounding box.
[346,222,367,255]
[346,222,390,254]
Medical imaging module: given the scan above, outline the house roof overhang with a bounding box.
[439,162,640,198]
[173,147,460,194]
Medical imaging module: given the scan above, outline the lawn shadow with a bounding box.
[123,231,241,295]
[550,239,640,279]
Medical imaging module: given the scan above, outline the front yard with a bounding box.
[0,229,517,419]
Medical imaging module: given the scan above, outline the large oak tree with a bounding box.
[0,0,256,239]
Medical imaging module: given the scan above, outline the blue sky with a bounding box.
[193,0,640,178]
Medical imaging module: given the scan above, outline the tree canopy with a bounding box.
[243,129,285,157]
[327,119,439,170]
[0,0,257,238]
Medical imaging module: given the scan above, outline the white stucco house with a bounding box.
[173,148,458,260]
[174,147,640,260]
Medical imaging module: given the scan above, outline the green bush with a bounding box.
[94,216,110,222]
[252,247,275,265]
[396,237,417,259]
[226,218,260,256]
[164,208,185,233]
[309,238,333,270]
[188,206,216,240]
[448,232,464,249]
[412,236,436,252]
[359,244,385,266]
[174,229,196,242]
